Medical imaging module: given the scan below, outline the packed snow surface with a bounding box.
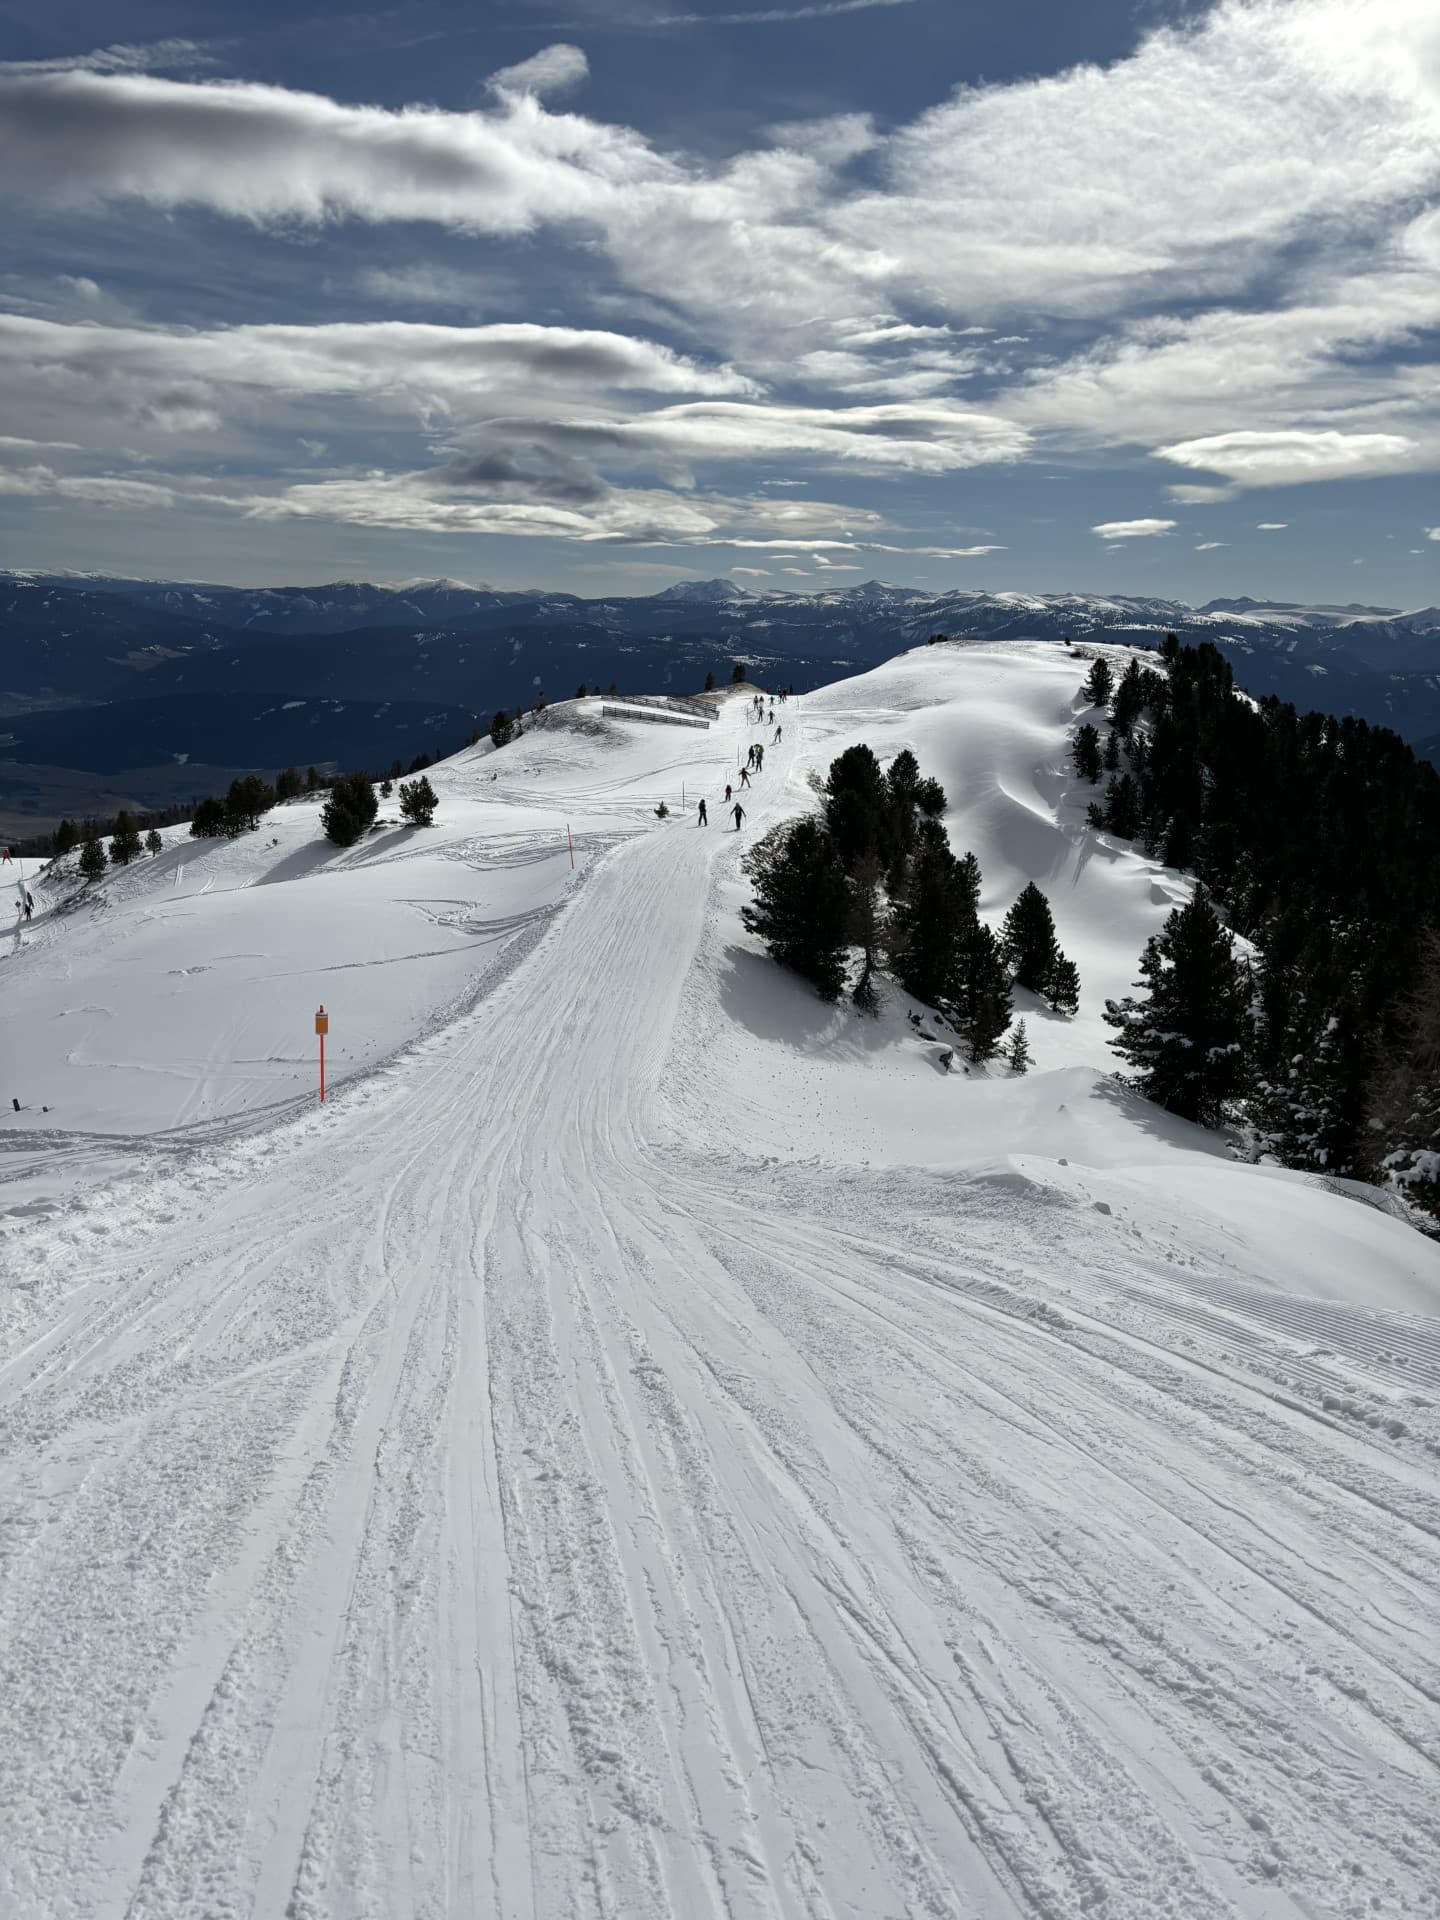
[2,645,1438,1919]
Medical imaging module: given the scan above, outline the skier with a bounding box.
[739,766,751,788]
[773,724,782,743]
[697,798,708,826]
[732,801,745,830]
[724,783,732,803]
[23,891,33,920]
[755,743,764,771]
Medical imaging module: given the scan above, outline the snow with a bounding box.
[2,650,1438,1919]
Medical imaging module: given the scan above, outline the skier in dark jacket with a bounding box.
[697,798,708,825]
[732,802,745,830]
[739,765,751,787]
[724,783,732,803]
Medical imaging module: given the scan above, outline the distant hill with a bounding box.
[4,572,1439,796]
[0,691,478,779]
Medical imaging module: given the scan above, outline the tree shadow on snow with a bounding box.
[253,839,357,886]
[718,944,902,1056]
[1089,1074,1234,1159]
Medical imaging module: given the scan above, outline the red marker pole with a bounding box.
[315,1004,329,1103]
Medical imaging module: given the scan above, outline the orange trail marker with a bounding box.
[315,1004,329,1102]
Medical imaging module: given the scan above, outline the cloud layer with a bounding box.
[3,1,1440,573]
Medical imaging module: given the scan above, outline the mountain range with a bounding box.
[3,568,1438,835]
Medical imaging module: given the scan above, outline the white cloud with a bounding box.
[0,70,674,235]
[554,398,1027,472]
[0,433,82,451]
[0,463,178,508]
[1091,518,1175,538]
[1194,540,1227,549]
[355,265,504,311]
[0,315,755,448]
[1158,428,1418,487]
[732,566,770,575]
[1256,521,1289,530]
[7,0,1440,556]
[1425,526,1440,539]
[487,45,589,100]
[0,39,210,76]
[1166,484,1234,504]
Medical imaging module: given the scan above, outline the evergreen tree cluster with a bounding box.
[190,774,277,840]
[742,745,1079,1064]
[1075,637,1440,1219]
[321,772,379,847]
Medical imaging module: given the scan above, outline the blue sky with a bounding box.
[1,0,1438,602]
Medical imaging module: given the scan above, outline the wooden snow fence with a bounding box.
[601,703,711,730]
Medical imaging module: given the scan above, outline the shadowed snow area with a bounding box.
[1,645,1438,1919]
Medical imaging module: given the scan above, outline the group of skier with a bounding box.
[693,684,798,831]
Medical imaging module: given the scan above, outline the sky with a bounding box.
[1,0,1439,603]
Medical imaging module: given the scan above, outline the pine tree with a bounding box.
[399,775,438,827]
[1001,882,1060,992]
[704,670,716,692]
[888,820,979,1007]
[1250,1002,1365,1174]
[731,663,746,684]
[1003,1019,1032,1074]
[886,749,921,805]
[848,852,886,1013]
[882,749,921,886]
[109,810,142,865]
[824,745,887,871]
[1162,811,1195,869]
[957,924,1013,1062]
[575,683,588,699]
[1047,954,1081,1014]
[489,710,515,748]
[275,766,303,801]
[380,777,393,798]
[741,818,851,1001]
[1103,773,1141,838]
[224,775,273,835]
[1104,891,1250,1125]
[52,818,80,859]
[305,766,320,793]
[190,796,227,837]
[1083,657,1114,706]
[1102,728,1122,772]
[79,834,106,881]
[321,772,379,848]
[1365,932,1440,1222]
[1072,723,1102,783]
[145,828,163,857]
[1111,657,1148,737]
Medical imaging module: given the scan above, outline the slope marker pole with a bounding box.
[567,824,575,869]
[315,1004,329,1103]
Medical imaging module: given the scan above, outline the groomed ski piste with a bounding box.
[2,642,1438,1920]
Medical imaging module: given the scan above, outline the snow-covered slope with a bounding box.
[2,646,1438,1920]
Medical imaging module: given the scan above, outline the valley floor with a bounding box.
[2,664,1438,1918]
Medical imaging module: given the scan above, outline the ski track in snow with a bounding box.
[2,675,1439,1919]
